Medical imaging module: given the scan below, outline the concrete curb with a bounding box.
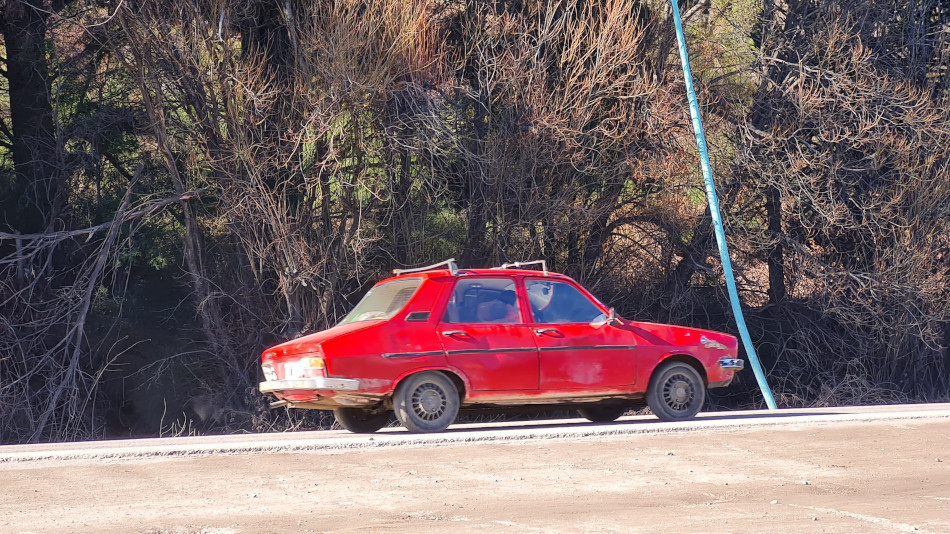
[2,403,949,464]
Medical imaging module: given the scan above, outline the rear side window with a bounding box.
[526,280,603,324]
[339,278,422,324]
[443,277,521,324]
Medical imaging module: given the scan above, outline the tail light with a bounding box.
[261,361,278,381]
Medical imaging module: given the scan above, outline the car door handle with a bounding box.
[534,328,560,336]
[441,330,468,337]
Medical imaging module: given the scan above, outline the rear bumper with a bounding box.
[259,377,360,393]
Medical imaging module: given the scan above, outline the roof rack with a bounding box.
[490,260,548,276]
[393,258,459,276]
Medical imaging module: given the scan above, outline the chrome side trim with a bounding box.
[445,347,536,356]
[382,350,444,359]
[259,377,360,392]
[540,345,638,352]
[719,358,745,371]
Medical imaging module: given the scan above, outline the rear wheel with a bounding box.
[646,361,706,422]
[577,405,627,422]
[333,408,390,433]
[393,372,460,433]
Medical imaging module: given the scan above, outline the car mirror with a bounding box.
[590,308,619,329]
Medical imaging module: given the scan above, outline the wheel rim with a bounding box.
[662,372,695,412]
[411,382,447,421]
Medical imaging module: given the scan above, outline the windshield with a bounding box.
[338,278,422,324]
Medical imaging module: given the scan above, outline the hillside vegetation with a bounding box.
[1,0,948,443]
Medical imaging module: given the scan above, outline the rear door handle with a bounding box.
[534,328,559,336]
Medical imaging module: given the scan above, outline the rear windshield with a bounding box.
[338,278,422,324]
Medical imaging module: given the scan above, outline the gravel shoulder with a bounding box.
[1,404,949,533]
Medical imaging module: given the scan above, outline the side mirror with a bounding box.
[591,308,620,329]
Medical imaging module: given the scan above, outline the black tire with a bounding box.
[393,372,460,433]
[333,408,390,433]
[577,405,627,422]
[646,361,706,422]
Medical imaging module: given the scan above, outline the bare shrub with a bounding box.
[728,1,950,402]
[4,0,948,444]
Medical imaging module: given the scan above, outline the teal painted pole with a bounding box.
[669,0,777,409]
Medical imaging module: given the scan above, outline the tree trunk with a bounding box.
[581,181,625,275]
[765,185,786,304]
[461,97,489,267]
[392,150,413,265]
[0,1,59,235]
[668,206,714,291]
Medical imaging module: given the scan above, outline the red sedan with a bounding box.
[259,259,743,433]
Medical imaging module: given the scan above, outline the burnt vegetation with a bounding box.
[1,0,948,443]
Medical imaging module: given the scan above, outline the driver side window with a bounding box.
[526,280,603,324]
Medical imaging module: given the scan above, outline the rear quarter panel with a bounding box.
[324,276,455,395]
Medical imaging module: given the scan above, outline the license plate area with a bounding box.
[282,361,306,379]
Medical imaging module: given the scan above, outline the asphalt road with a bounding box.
[2,403,949,533]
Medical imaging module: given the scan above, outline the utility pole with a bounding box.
[669,0,778,410]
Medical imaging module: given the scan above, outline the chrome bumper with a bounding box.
[259,377,360,393]
[718,358,745,371]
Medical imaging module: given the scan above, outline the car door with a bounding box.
[437,276,539,391]
[526,278,638,390]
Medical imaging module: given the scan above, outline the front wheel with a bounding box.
[646,361,706,422]
[393,372,460,433]
[334,408,390,433]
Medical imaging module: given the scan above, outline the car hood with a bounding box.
[265,320,382,356]
[622,320,737,350]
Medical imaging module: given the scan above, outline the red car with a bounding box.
[259,259,743,433]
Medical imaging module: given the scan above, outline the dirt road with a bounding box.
[2,404,949,533]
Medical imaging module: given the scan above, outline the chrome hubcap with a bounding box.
[662,374,694,411]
